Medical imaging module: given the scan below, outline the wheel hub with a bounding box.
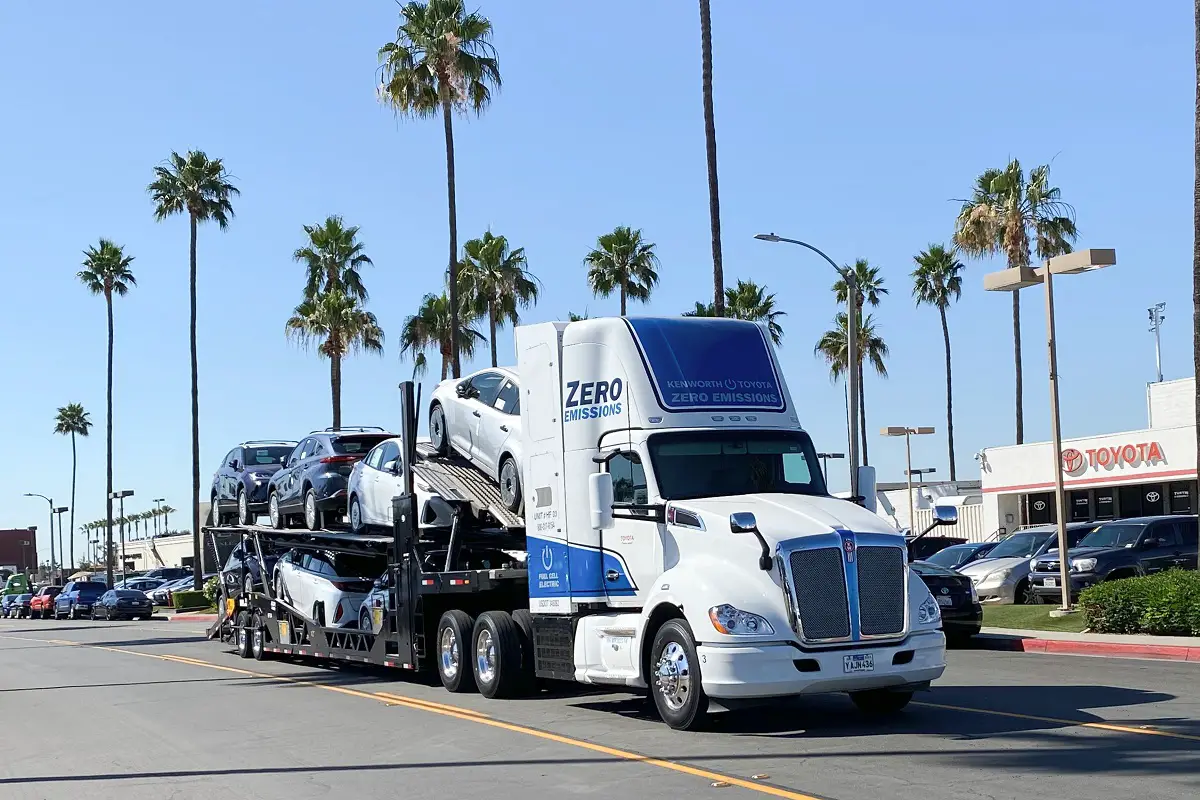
[476,629,496,684]
[440,627,460,679]
[654,642,691,711]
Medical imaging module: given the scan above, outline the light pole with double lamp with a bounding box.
[755,233,861,498]
[153,497,166,537]
[110,489,134,584]
[881,427,935,533]
[816,452,845,484]
[22,493,55,580]
[984,248,1117,615]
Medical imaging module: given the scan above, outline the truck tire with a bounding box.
[511,608,537,691]
[472,611,524,699]
[430,404,449,455]
[236,611,253,659]
[437,610,476,693]
[251,613,270,661]
[649,619,709,731]
[850,689,914,714]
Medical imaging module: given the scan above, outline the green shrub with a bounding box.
[170,590,208,610]
[1079,570,1200,636]
[202,575,221,605]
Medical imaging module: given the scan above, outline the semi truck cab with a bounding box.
[516,316,946,728]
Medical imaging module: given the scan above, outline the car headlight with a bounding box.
[708,604,774,635]
[1070,558,1097,573]
[917,594,941,625]
[979,567,1013,585]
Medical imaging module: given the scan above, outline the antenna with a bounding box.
[1148,302,1166,383]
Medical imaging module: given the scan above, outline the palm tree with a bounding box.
[585,226,660,316]
[296,215,373,302]
[814,312,889,462]
[954,159,1076,444]
[77,239,136,588]
[400,292,485,380]
[912,244,965,481]
[698,0,724,317]
[160,505,176,533]
[148,149,239,590]
[567,310,590,322]
[379,0,500,380]
[684,279,786,345]
[286,290,385,427]
[53,403,92,572]
[458,231,539,367]
[832,259,888,463]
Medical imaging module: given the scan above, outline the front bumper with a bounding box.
[1030,571,1101,599]
[696,630,945,699]
[972,578,1019,604]
[941,603,983,636]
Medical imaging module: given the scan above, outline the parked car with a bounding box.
[13,593,33,618]
[268,428,394,531]
[141,567,192,582]
[358,570,391,632]
[211,440,298,527]
[221,543,279,594]
[29,585,62,619]
[149,577,194,606]
[272,549,383,627]
[910,561,981,642]
[958,522,1099,605]
[1,593,17,618]
[429,367,524,512]
[53,581,107,619]
[347,437,455,533]
[1029,515,1199,602]
[116,578,165,593]
[922,542,999,570]
[166,574,216,608]
[91,589,155,621]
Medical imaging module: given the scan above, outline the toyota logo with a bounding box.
[1033,500,1047,511]
[940,586,950,595]
[1061,448,1084,473]
[1146,491,1161,503]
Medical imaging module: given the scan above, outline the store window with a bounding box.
[1095,487,1115,519]
[1027,492,1055,525]
[1069,490,1091,522]
[1169,481,1195,515]
[1118,485,1143,518]
[1142,484,1166,516]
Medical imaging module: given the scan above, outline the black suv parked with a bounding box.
[268,428,393,531]
[211,440,298,526]
[1029,515,1199,601]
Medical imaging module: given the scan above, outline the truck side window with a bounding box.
[608,452,647,505]
[1179,518,1198,546]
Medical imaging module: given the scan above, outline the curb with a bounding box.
[169,613,217,623]
[974,633,1200,662]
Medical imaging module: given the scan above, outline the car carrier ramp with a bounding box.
[412,443,524,529]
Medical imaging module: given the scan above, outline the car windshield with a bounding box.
[1079,523,1145,549]
[987,532,1052,559]
[245,446,292,466]
[647,430,827,501]
[331,434,391,455]
[925,545,974,567]
[1035,526,1097,555]
[330,553,386,578]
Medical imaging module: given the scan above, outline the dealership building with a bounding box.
[979,378,1197,539]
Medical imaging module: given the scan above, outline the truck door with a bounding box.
[601,450,660,607]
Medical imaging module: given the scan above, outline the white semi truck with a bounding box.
[210,316,949,730]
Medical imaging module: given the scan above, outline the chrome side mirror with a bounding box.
[729,512,758,535]
[933,505,959,525]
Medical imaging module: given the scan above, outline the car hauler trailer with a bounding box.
[208,316,948,730]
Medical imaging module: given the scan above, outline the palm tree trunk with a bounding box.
[331,353,342,429]
[69,431,76,570]
[442,97,461,379]
[1194,0,1200,499]
[489,302,499,368]
[940,306,956,481]
[1013,290,1023,445]
[105,290,114,589]
[189,212,202,589]
[620,282,627,317]
[699,0,724,318]
[858,360,869,465]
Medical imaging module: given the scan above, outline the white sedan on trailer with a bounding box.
[428,367,524,512]
[271,549,384,628]
[346,436,454,532]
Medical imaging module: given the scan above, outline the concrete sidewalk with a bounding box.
[976,626,1200,662]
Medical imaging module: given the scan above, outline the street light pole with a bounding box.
[154,498,165,537]
[755,233,859,497]
[816,452,845,484]
[110,489,134,584]
[881,427,935,532]
[1148,302,1166,383]
[53,506,68,580]
[23,493,54,581]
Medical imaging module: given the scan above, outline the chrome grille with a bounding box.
[789,548,850,640]
[856,546,905,636]
[1034,560,1059,573]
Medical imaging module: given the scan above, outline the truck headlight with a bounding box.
[1070,558,1097,573]
[917,594,941,625]
[708,604,774,635]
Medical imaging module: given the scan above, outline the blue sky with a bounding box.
[1,1,1194,560]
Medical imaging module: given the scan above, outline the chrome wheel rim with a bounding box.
[654,641,692,712]
[361,609,371,632]
[500,460,518,506]
[238,493,248,524]
[237,626,247,651]
[476,628,497,685]
[431,409,445,448]
[269,496,280,527]
[252,627,263,656]
[350,499,362,530]
[305,494,317,528]
[440,626,460,679]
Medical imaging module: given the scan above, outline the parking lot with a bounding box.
[1,618,1196,800]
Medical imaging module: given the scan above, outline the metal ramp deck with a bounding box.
[412,443,524,529]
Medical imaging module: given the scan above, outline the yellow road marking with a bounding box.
[375,691,491,718]
[913,701,1200,743]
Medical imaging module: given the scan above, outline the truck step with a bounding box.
[413,443,524,529]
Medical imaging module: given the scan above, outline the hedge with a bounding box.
[170,590,208,610]
[1079,570,1200,636]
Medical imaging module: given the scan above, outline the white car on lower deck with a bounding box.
[272,549,385,627]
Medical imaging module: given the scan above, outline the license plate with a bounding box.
[843,653,874,674]
[936,595,953,606]
[1043,578,1057,587]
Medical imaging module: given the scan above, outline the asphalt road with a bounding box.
[1,619,1197,800]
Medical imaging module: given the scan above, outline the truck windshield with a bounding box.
[647,430,827,501]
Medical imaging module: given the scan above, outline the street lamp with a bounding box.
[816,452,845,483]
[881,427,935,533]
[109,489,134,585]
[756,232,861,498]
[153,497,166,537]
[53,506,68,579]
[22,493,55,580]
[985,248,1116,615]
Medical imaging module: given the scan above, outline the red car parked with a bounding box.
[29,586,61,619]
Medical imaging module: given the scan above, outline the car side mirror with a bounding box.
[383,459,398,473]
[372,579,382,589]
[932,505,959,525]
[230,460,240,470]
[589,472,614,530]
[455,382,470,398]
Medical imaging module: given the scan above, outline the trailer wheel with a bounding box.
[436,610,477,693]
[649,619,709,731]
[235,611,253,659]
[251,613,269,661]
[472,611,524,699]
[511,608,537,692]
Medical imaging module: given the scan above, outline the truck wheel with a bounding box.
[511,608,537,692]
[850,689,914,714]
[649,619,709,731]
[499,457,522,513]
[237,490,253,526]
[472,611,524,699]
[436,610,477,693]
[236,611,253,659]
[251,613,269,661]
[430,404,449,455]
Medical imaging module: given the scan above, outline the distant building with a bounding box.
[0,528,38,572]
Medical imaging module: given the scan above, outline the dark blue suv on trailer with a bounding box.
[211,440,298,526]
[267,428,393,531]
